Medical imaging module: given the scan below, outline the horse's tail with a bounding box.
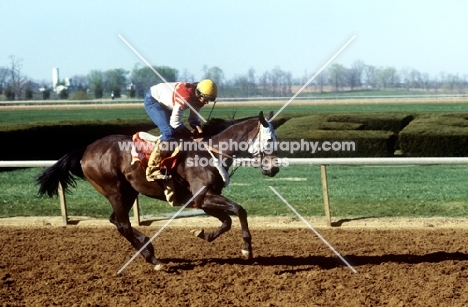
[36,148,87,197]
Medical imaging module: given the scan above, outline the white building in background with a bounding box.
[52,68,75,93]
[64,78,72,87]
[52,68,59,91]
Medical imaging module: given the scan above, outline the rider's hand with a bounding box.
[194,125,203,134]
[191,128,203,142]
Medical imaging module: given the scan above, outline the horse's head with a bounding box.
[247,111,280,177]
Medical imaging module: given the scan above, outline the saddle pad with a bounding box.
[131,132,156,168]
[131,132,181,172]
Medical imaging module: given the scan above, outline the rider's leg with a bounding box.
[143,90,174,141]
[144,91,176,181]
[146,140,175,181]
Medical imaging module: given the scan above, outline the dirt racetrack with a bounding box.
[1,217,468,307]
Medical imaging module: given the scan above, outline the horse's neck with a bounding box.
[209,119,258,156]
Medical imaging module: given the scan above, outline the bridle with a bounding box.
[249,121,276,160]
[201,120,274,177]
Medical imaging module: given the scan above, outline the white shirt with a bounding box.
[150,82,202,129]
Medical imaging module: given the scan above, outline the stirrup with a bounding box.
[163,169,171,180]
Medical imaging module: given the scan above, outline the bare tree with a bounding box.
[345,68,360,91]
[327,64,346,92]
[7,56,27,100]
[0,66,9,94]
[202,65,224,86]
[265,67,292,97]
[247,67,256,96]
[400,69,438,92]
[351,60,365,88]
[463,74,468,93]
[284,71,292,96]
[443,73,462,93]
[316,70,328,93]
[410,68,422,89]
[364,65,378,89]
[71,74,88,89]
[421,73,430,91]
[234,75,249,97]
[180,69,195,82]
[260,71,270,96]
[270,67,281,96]
[378,67,398,89]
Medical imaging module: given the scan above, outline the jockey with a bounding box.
[144,79,218,180]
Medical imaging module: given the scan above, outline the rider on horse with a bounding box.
[143,79,218,181]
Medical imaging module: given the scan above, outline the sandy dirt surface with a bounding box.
[1,215,468,306]
[1,215,468,229]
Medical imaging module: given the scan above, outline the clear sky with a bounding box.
[1,0,467,84]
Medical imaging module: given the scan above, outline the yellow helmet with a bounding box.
[196,79,218,101]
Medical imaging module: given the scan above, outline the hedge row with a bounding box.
[274,113,412,157]
[0,121,155,160]
[3,112,468,160]
[321,113,414,134]
[275,129,397,158]
[399,114,468,157]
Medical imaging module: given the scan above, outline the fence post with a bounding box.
[133,196,140,226]
[57,182,68,226]
[320,165,332,227]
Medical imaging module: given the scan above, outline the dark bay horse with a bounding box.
[37,111,280,270]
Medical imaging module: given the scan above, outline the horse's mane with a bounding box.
[200,116,256,138]
[197,111,285,139]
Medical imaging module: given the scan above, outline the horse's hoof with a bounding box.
[241,249,252,260]
[190,229,205,239]
[154,263,164,271]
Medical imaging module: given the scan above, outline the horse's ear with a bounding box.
[230,110,237,121]
[259,111,269,128]
[267,111,274,121]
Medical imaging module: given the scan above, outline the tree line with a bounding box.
[1,56,467,101]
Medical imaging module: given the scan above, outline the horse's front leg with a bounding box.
[198,194,253,259]
[109,211,161,268]
[194,208,232,242]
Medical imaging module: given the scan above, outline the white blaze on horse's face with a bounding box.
[248,121,277,157]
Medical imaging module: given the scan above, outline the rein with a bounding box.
[202,143,233,159]
[207,100,217,120]
[202,122,263,178]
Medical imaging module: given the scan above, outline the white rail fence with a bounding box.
[1,94,468,106]
[0,160,142,226]
[2,158,468,226]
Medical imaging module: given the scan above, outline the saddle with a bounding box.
[131,132,180,171]
[131,132,182,207]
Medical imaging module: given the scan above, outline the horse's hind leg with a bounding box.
[198,194,252,259]
[81,137,161,270]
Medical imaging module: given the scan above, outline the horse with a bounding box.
[37,111,280,270]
